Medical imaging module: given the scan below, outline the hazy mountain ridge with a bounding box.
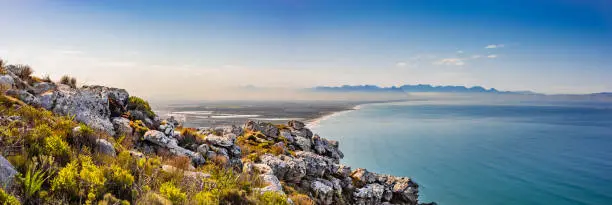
[312,84,537,94]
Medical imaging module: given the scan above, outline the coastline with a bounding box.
[305,104,362,128]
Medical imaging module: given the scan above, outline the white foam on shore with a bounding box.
[306,105,362,129]
[250,117,304,121]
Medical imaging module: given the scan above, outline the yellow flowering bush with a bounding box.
[159,182,186,204]
[0,188,21,205]
[51,160,79,196]
[43,135,71,162]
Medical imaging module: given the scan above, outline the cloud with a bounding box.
[485,44,505,49]
[434,58,465,66]
[487,55,498,58]
[457,50,464,54]
[471,55,481,59]
[396,62,408,67]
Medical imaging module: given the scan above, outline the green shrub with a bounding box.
[129,120,149,136]
[257,191,289,205]
[18,159,54,202]
[105,165,134,199]
[127,96,155,118]
[0,188,21,205]
[79,155,106,189]
[51,160,79,197]
[194,191,217,205]
[97,193,130,205]
[26,124,54,157]
[135,192,171,205]
[43,135,71,163]
[51,155,106,202]
[158,182,186,204]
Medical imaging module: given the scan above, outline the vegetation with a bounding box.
[0,188,20,205]
[237,130,291,163]
[0,59,6,74]
[0,64,306,204]
[15,65,33,80]
[59,75,78,88]
[127,96,155,119]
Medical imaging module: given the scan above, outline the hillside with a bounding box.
[0,60,428,205]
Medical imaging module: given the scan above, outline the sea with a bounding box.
[309,100,612,205]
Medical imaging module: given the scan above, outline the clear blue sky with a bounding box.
[0,0,611,96]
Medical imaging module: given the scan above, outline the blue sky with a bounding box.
[0,0,611,97]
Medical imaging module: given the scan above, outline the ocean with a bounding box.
[309,100,612,205]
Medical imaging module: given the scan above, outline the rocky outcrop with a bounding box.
[0,69,134,137]
[0,67,425,204]
[246,120,420,205]
[0,155,17,188]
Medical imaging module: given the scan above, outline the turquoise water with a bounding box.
[310,101,612,205]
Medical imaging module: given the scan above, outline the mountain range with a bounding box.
[312,84,537,94]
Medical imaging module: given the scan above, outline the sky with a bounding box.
[0,0,611,99]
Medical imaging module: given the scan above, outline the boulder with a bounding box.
[112,117,133,137]
[294,136,312,152]
[390,177,419,204]
[310,179,334,205]
[6,89,40,107]
[205,134,235,147]
[295,151,334,178]
[0,75,15,88]
[290,127,313,139]
[32,82,56,95]
[279,130,295,143]
[244,121,279,139]
[95,139,116,156]
[159,123,174,136]
[144,130,205,166]
[351,168,376,187]
[333,164,352,178]
[0,155,17,188]
[310,135,343,162]
[260,154,306,183]
[143,130,174,147]
[228,145,242,158]
[196,144,209,155]
[52,85,116,136]
[258,174,284,194]
[353,183,385,205]
[39,91,56,110]
[222,125,243,136]
[288,120,306,130]
[3,67,33,90]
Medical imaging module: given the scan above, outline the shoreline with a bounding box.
[305,104,362,128]
[153,100,407,128]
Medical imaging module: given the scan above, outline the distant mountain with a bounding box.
[312,84,534,94]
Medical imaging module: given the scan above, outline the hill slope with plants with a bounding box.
[0,59,428,205]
